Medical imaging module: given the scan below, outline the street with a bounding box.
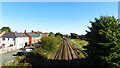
[0,49,19,65]
[0,46,38,67]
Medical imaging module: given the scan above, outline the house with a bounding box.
[0,32,16,48]
[30,32,49,42]
[14,33,29,49]
[0,30,5,48]
[41,33,49,37]
[37,33,49,38]
[24,30,40,46]
[0,31,16,53]
[0,32,29,53]
[0,30,5,37]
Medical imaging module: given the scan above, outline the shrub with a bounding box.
[41,35,61,52]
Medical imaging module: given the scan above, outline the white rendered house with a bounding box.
[14,33,29,49]
[0,32,16,48]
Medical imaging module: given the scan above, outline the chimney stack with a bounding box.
[24,30,26,33]
[31,30,34,33]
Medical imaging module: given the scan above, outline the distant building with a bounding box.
[41,33,49,37]
[24,30,40,45]
[29,31,49,37]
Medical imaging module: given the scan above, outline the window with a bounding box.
[2,44,5,48]
[13,38,15,40]
[2,44,5,46]
[9,44,13,47]
[3,38,5,40]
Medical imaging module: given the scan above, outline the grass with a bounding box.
[3,56,30,66]
[32,42,61,59]
[69,39,89,58]
[67,39,86,58]
[71,39,88,50]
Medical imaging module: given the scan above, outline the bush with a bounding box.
[41,35,61,52]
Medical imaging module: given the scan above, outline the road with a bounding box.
[0,49,19,66]
[0,46,37,67]
[54,39,78,60]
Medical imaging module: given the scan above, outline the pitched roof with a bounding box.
[41,33,49,36]
[2,32,16,38]
[26,33,40,37]
[14,33,28,37]
[42,33,49,34]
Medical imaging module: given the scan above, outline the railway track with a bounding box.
[54,39,78,60]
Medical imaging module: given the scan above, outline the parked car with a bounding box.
[35,46,40,48]
[30,48,35,50]
[25,48,33,52]
[16,51,28,56]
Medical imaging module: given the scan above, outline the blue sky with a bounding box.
[1,2,118,35]
[1,0,119,2]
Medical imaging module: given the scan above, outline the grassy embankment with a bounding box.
[69,39,88,58]
[71,39,88,50]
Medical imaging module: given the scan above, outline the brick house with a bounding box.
[24,30,40,46]
[31,32,49,42]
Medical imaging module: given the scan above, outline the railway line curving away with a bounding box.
[54,38,78,60]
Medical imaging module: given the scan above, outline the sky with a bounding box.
[1,0,119,2]
[1,2,118,35]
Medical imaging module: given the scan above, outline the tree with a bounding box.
[1,27,11,32]
[64,34,70,38]
[70,33,79,39]
[37,31,42,34]
[79,35,87,40]
[49,32,54,36]
[55,32,63,37]
[86,16,120,68]
[41,35,61,52]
